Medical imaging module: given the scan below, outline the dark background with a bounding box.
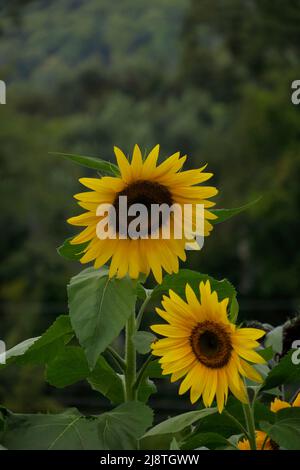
[0,0,300,417]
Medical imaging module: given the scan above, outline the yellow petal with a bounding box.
[114,146,132,183]
[270,398,291,413]
[293,392,300,407]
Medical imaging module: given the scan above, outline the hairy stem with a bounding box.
[133,354,153,394]
[125,313,137,401]
[106,346,126,372]
[136,293,152,330]
[242,401,257,450]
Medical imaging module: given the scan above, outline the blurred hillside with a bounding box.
[0,0,300,414]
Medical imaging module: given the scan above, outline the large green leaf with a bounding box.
[2,402,153,450]
[195,397,246,437]
[2,409,103,450]
[262,350,300,390]
[57,237,88,261]
[211,197,261,224]
[260,408,300,450]
[97,402,153,450]
[143,408,217,438]
[0,316,73,369]
[151,269,236,307]
[46,346,89,388]
[51,152,120,175]
[68,268,137,369]
[182,432,230,450]
[46,346,124,404]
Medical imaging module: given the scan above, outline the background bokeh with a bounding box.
[1,0,300,417]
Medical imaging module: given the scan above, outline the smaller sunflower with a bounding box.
[270,392,300,412]
[237,393,300,450]
[151,280,266,413]
[238,431,276,451]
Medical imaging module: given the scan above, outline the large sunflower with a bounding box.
[151,280,266,412]
[68,145,218,283]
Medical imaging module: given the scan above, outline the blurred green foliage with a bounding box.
[0,0,300,412]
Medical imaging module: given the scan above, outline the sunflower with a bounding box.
[151,280,266,412]
[237,393,300,450]
[237,431,276,450]
[68,145,218,283]
[270,392,300,412]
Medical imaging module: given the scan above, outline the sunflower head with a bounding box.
[68,145,218,283]
[238,431,276,450]
[151,280,266,412]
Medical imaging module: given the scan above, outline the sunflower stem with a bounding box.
[106,346,126,372]
[125,313,137,401]
[223,411,249,439]
[133,354,153,393]
[242,401,257,450]
[136,292,152,330]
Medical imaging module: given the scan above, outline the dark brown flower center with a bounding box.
[113,180,173,236]
[190,320,232,368]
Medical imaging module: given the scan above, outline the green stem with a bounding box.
[125,313,137,401]
[136,293,151,330]
[106,346,126,372]
[133,354,153,393]
[242,401,257,450]
[223,411,249,439]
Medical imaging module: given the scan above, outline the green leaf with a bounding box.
[51,152,120,175]
[87,357,124,405]
[151,269,236,310]
[133,331,156,355]
[2,337,40,363]
[265,326,283,355]
[2,409,103,450]
[46,346,90,388]
[68,267,137,369]
[97,402,153,450]
[196,397,246,437]
[260,408,300,450]
[138,377,157,403]
[229,296,239,323]
[0,315,73,369]
[182,432,229,450]
[143,408,217,438]
[253,402,275,426]
[258,346,274,361]
[57,237,88,261]
[262,350,300,390]
[46,346,124,404]
[211,197,262,224]
[144,360,163,379]
[170,437,180,450]
[19,315,73,365]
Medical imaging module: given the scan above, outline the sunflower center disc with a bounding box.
[113,180,173,237]
[190,320,232,368]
